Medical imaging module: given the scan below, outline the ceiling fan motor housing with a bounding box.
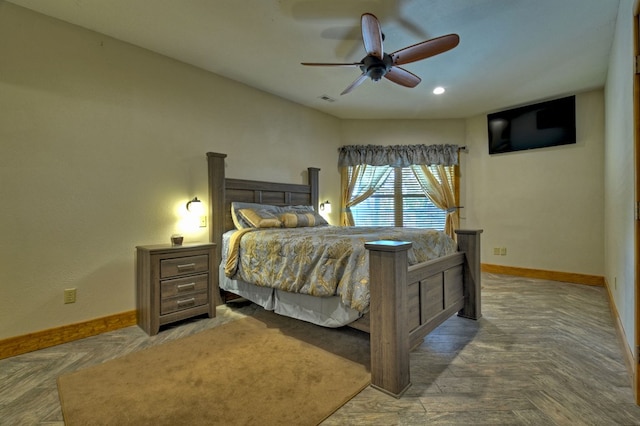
[360,54,393,81]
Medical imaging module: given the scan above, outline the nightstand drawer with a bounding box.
[160,255,209,278]
[161,291,209,315]
[161,274,209,299]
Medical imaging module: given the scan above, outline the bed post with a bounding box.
[207,152,227,307]
[365,240,413,398]
[308,167,320,212]
[455,229,483,320]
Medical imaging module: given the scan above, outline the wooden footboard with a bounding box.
[364,229,482,397]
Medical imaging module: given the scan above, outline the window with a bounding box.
[350,167,448,230]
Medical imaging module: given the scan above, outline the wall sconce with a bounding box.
[186,197,204,214]
[320,200,331,213]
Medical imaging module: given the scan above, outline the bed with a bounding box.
[207,152,482,397]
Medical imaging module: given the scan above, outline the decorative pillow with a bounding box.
[237,208,282,228]
[280,205,315,213]
[279,211,328,228]
[231,205,249,229]
[231,202,282,229]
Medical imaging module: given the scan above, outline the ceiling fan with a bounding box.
[302,13,459,95]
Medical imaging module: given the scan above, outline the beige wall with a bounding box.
[604,0,635,351]
[0,4,341,339]
[340,119,467,146]
[463,90,605,275]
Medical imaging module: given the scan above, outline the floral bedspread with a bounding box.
[223,226,457,313]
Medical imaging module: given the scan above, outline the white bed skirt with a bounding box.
[219,266,361,328]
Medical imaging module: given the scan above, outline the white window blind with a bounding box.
[351,167,447,230]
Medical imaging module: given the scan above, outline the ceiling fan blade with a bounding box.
[391,34,460,65]
[384,66,421,88]
[341,73,369,95]
[361,13,383,59]
[301,62,363,67]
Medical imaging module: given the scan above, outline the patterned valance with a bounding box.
[338,144,460,167]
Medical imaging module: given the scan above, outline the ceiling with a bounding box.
[7,0,620,119]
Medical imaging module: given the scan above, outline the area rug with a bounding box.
[57,310,371,425]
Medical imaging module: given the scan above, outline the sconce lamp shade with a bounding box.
[320,200,331,214]
[186,197,204,214]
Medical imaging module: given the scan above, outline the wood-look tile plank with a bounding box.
[421,409,528,425]
[418,394,536,412]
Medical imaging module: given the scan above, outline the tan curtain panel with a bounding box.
[340,165,392,226]
[411,165,459,237]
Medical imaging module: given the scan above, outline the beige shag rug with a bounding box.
[57,310,371,425]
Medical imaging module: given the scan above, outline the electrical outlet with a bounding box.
[64,288,76,304]
[500,247,507,256]
[199,216,207,227]
[493,247,500,255]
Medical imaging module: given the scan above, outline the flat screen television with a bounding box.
[487,95,576,155]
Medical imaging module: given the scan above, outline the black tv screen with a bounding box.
[488,95,576,155]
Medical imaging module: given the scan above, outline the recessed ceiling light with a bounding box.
[433,87,445,95]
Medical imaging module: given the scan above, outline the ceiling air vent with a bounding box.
[318,95,336,103]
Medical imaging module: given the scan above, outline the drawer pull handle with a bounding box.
[177,298,196,306]
[177,282,196,291]
[176,263,196,270]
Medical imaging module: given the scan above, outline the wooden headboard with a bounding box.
[206,152,320,302]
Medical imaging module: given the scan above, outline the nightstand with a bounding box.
[136,242,216,335]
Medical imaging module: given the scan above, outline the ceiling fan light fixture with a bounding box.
[433,86,446,95]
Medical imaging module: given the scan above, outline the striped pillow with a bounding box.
[279,211,328,228]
